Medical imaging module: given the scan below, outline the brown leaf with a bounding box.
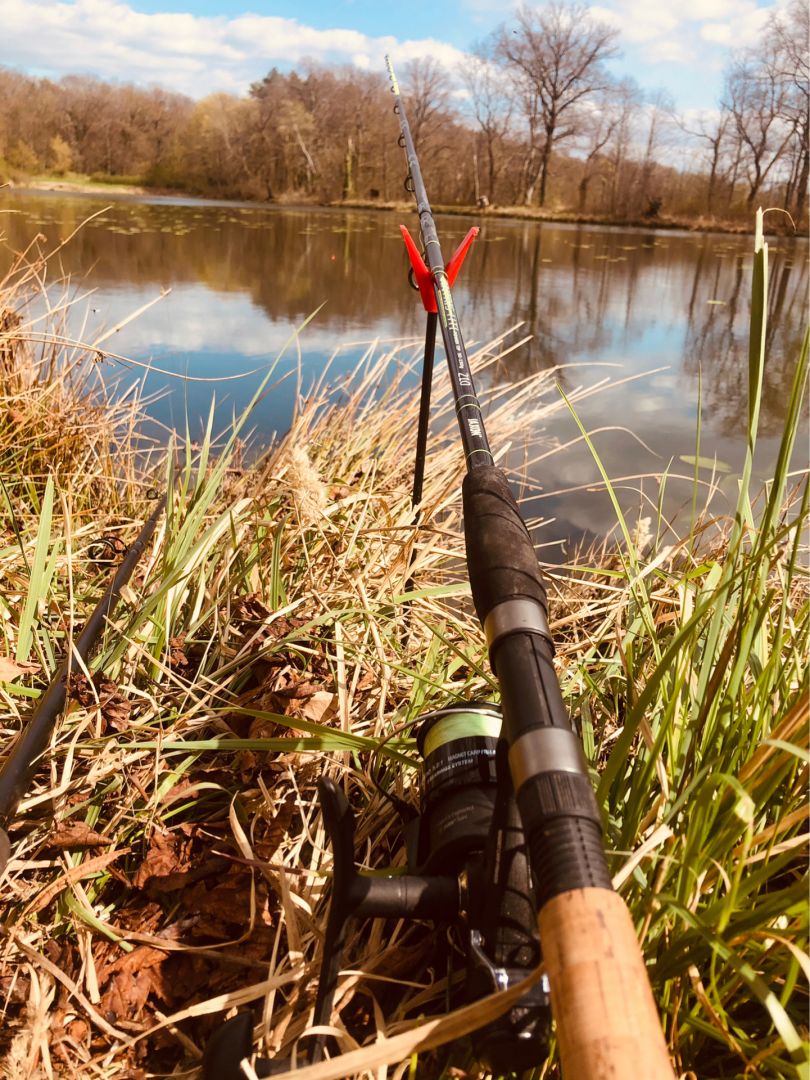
[296,690,336,724]
[67,673,132,731]
[275,678,328,700]
[103,944,168,980]
[0,655,39,683]
[181,867,272,935]
[355,667,375,691]
[94,675,132,731]
[27,848,128,914]
[265,614,309,641]
[67,1018,89,1044]
[49,822,114,850]
[132,828,190,890]
[254,792,296,862]
[67,671,94,706]
[232,593,271,626]
[99,945,170,1022]
[167,635,189,670]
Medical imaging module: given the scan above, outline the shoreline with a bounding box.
[6,176,793,237]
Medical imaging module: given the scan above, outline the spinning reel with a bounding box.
[203,703,550,1077]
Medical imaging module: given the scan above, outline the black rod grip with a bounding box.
[462,466,548,625]
[495,632,613,908]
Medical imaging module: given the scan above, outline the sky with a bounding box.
[0,0,783,115]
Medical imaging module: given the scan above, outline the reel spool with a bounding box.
[413,703,502,872]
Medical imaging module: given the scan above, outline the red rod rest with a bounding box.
[399,225,480,313]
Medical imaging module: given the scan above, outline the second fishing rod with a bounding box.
[386,56,674,1079]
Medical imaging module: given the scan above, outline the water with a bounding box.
[1,190,806,557]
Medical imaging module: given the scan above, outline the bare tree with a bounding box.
[602,78,642,215]
[679,108,735,215]
[635,89,674,214]
[495,2,619,207]
[574,82,622,212]
[400,57,451,158]
[768,0,809,222]
[460,47,513,203]
[724,40,795,207]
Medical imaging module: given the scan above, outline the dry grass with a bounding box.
[0,225,806,1080]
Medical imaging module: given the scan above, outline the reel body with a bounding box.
[203,703,550,1077]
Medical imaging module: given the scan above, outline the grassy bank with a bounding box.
[11,173,150,196]
[337,197,771,236]
[5,172,788,235]
[0,218,807,1080]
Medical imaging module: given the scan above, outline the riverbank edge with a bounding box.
[8,174,784,236]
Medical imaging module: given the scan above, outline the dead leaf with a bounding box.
[232,593,271,626]
[275,678,328,700]
[67,672,132,730]
[67,671,94,706]
[297,690,335,724]
[254,792,296,862]
[67,1018,89,1043]
[94,675,132,731]
[133,828,190,890]
[99,945,170,1021]
[0,656,38,683]
[167,635,189,670]
[49,822,114,850]
[27,848,129,914]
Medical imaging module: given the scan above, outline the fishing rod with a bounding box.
[203,60,674,1079]
[0,494,164,872]
[385,57,674,1077]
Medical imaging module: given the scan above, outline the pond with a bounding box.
[1,190,806,558]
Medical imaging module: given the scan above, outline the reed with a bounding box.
[0,214,806,1079]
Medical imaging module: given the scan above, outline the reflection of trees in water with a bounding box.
[682,242,808,437]
[489,225,701,388]
[3,196,806,439]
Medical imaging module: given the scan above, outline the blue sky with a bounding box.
[1,0,783,115]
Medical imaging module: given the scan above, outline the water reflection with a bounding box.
[1,191,806,556]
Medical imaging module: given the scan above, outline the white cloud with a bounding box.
[701,5,771,45]
[589,0,779,57]
[590,1,679,45]
[0,0,466,97]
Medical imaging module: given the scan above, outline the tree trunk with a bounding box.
[538,135,553,207]
[578,174,589,212]
[342,135,354,200]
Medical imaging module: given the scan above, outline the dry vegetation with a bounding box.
[0,219,806,1080]
[0,0,807,229]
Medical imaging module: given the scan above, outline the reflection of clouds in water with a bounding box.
[86,286,410,360]
[634,395,679,414]
[648,373,681,391]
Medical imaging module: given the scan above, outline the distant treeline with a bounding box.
[0,1,806,224]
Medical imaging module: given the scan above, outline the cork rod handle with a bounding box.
[539,888,675,1079]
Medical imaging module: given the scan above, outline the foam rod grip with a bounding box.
[462,465,547,625]
[539,888,674,1079]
